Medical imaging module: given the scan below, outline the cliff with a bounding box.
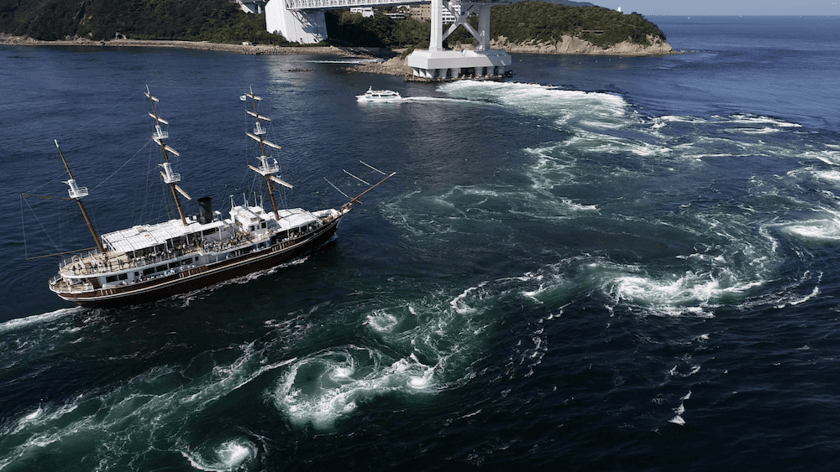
[352,35,678,77]
[489,34,674,56]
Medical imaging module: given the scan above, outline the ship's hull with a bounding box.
[55,215,342,308]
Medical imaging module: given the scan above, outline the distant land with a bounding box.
[542,0,595,5]
[0,0,673,57]
[593,0,840,16]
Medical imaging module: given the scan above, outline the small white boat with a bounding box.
[356,87,402,102]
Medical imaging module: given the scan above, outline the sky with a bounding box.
[593,1,840,15]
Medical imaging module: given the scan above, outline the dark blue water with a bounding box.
[2,16,840,471]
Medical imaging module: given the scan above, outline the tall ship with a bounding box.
[47,87,393,308]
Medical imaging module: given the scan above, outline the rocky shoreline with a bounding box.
[489,34,676,56]
[352,36,679,77]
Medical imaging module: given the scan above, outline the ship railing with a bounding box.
[57,249,100,271]
[61,281,94,293]
[50,274,94,293]
[201,232,253,252]
[57,244,206,276]
[49,273,63,285]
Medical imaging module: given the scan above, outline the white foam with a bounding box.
[450,284,486,314]
[600,262,765,317]
[520,271,572,304]
[727,114,801,128]
[0,307,78,334]
[561,128,670,157]
[668,390,692,426]
[657,115,707,124]
[181,439,257,472]
[438,81,630,129]
[775,284,820,309]
[273,348,435,429]
[2,336,303,469]
[217,441,252,468]
[7,398,82,435]
[723,126,781,134]
[813,170,840,182]
[781,217,840,241]
[401,96,468,104]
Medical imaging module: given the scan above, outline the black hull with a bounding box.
[58,217,342,308]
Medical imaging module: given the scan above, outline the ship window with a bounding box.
[143,268,155,276]
[169,262,180,269]
[118,273,128,281]
[106,275,118,283]
[156,265,167,272]
[261,221,266,229]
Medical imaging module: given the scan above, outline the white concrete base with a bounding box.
[406,49,512,79]
[265,0,327,44]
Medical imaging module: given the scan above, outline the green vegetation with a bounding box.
[0,0,289,44]
[325,3,665,49]
[490,2,666,47]
[0,0,664,50]
[324,10,429,48]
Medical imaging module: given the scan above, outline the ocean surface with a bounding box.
[2,15,840,471]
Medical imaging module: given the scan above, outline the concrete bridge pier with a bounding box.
[264,0,513,79]
[407,0,511,80]
[265,0,328,44]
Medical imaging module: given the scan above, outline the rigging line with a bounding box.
[27,247,97,260]
[324,178,350,200]
[64,89,146,136]
[343,170,370,186]
[26,167,73,195]
[22,194,61,254]
[84,88,144,129]
[91,139,152,192]
[28,90,145,195]
[19,194,72,200]
[21,195,27,260]
[360,160,387,175]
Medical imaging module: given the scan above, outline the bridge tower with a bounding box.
[265,0,328,44]
[406,0,511,80]
[265,0,512,80]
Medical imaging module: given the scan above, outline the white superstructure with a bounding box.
[356,87,402,102]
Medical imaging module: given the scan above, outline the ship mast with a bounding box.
[55,140,106,253]
[145,86,191,226]
[244,87,292,220]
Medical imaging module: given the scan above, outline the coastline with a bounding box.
[488,34,678,56]
[0,34,351,56]
[1,33,680,78]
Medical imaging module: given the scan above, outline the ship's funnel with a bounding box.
[198,197,213,224]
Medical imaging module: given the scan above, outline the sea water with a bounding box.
[1,16,840,470]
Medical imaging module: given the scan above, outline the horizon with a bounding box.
[591,1,840,16]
